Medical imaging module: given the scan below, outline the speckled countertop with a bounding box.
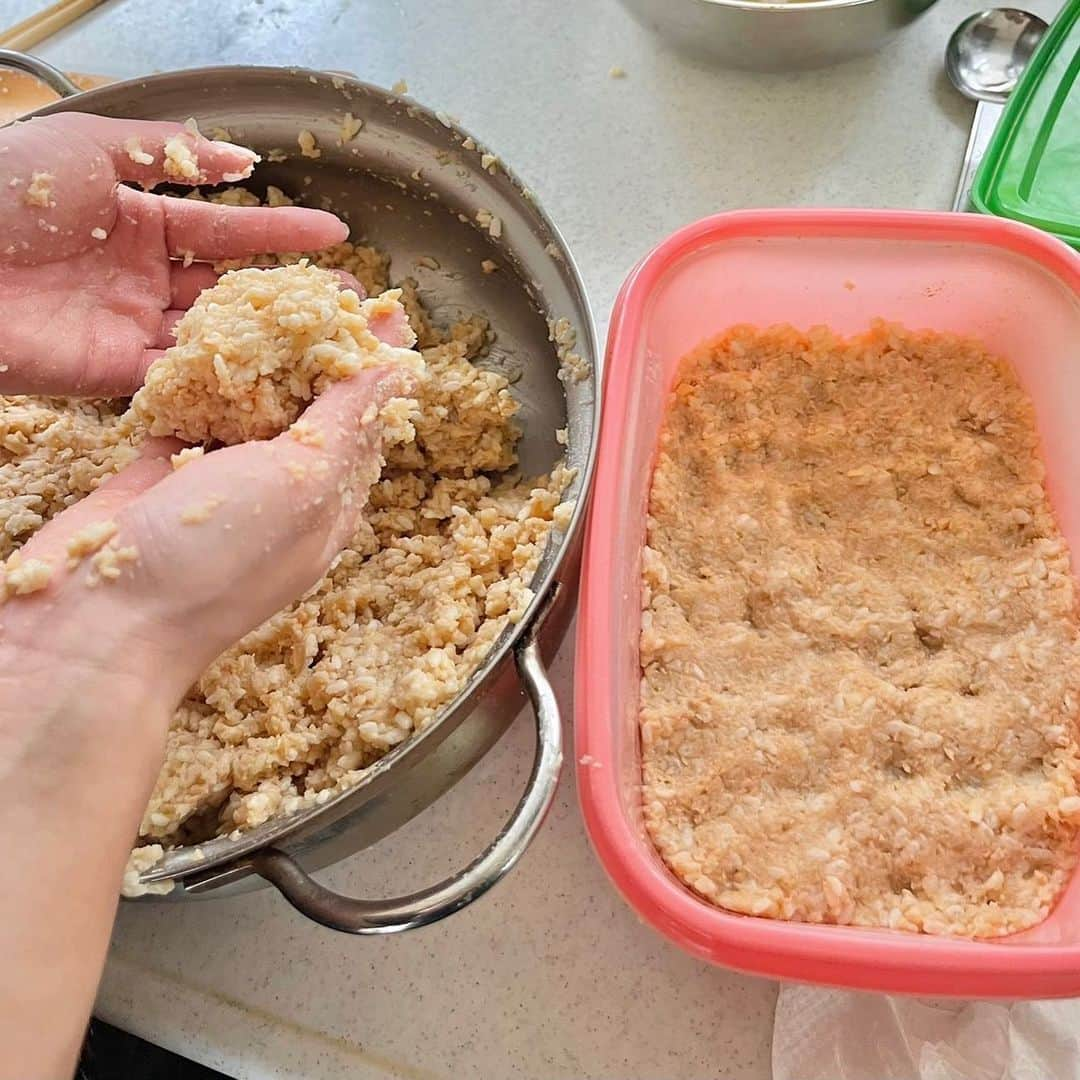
[0,0,1060,1074]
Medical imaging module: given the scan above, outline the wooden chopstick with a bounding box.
[0,0,106,50]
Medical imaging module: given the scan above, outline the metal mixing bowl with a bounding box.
[0,52,598,933]
[619,0,939,70]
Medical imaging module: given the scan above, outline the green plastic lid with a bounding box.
[972,0,1080,249]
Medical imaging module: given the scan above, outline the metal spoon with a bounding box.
[945,8,1049,212]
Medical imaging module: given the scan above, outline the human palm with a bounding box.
[0,113,347,396]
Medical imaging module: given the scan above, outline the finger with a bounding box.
[153,312,184,350]
[258,367,415,562]
[249,366,414,544]
[365,302,412,347]
[136,369,409,526]
[280,365,416,465]
[331,269,365,299]
[122,190,349,260]
[40,114,259,187]
[170,263,219,307]
[136,350,167,386]
[172,264,347,300]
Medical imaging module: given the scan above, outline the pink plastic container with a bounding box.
[576,208,1080,998]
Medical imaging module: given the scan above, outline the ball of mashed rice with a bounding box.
[131,261,423,445]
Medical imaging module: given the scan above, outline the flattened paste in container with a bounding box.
[640,323,1080,937]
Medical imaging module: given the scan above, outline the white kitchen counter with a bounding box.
[0,0,1061,1074]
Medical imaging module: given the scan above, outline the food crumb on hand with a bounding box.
[170,446,205,471]
[297,129,321,159]
[87,542,139,585]
[1,552,52,597]
[180,496,224,525]
[90,227,107,241]
[289,419,325,447]
[163,134,201,180]
[123,137,155,166]
[66,519,119,567]
[23,171,54,208]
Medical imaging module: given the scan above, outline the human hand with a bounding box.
[1,363,414,701]
[0,112,348,397]
[0,113,416,1080]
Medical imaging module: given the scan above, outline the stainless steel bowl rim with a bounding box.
[694,0,885,11]
[4,57,599,902]
[619,0,936,72]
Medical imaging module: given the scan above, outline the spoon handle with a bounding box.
[952,100,1003,212]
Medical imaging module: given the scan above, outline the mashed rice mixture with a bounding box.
[641,323,1080,938]
[132,262,424,445]
[0,189,572,882]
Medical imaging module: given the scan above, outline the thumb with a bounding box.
[283,363,418,464]
[270,364,420,564]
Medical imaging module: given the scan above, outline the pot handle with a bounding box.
[0,49,81,99]
[248,597,564,933]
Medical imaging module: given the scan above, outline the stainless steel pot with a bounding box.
[1,52,598,933]
[618,0,939,71]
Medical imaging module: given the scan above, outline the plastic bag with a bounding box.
[772,985,1080,1080]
